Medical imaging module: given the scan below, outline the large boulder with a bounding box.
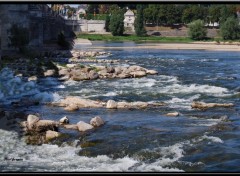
[27,114,40,130]
[106,100,118,109]
[90,116,104,127]
[46,130,62,141]
[59,96,104,108]
[34,120,59,132]
[77,121,94,132]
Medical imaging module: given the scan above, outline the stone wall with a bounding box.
[0,4,75,53]
[65,19,106,33]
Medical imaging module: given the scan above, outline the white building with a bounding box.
[124,9,135,32]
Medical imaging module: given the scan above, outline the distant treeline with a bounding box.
[86,4,240,26]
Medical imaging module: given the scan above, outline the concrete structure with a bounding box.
[124,9,135,32]
[65,19,106,33]
[0,4,74,53]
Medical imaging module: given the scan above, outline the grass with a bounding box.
[77,34,240,44]
[77,34,195,43]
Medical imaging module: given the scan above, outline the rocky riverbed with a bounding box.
[1,44,240,172]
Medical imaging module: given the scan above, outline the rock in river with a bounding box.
[77,121,94,132]
[90,116,105,127]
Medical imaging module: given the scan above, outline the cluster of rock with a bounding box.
[71,50,111,58]
[19,114,105,142]
[58,65,158,81]
[69,58,121,64]
[50,96,166,110]
[191,101,234,110]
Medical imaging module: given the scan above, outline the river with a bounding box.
[1,41,240,172]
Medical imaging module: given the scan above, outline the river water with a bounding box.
[1,41,240,172]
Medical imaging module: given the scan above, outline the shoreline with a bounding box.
[88,42,240,51]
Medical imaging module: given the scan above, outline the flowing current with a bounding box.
[1,42,240,172]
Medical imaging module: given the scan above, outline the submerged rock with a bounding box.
[77,121,94,132]
[166,112,179,117]
[90,116,105,127]
[63,124,79,130]
[192,101,234,110]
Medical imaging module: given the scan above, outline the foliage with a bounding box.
[87,4,99,14]
[220,17,240,40]
[135,5,146,36]
[182,5,207,24]
[8,24,29,53]
[208,5,222,25]
[57,31,70,49]
[109,9,124,36]
[219,5,237,25]
[188,19,207,40]
[105,15,111,32]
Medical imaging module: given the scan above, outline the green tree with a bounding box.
[208,5,222,25]
[109,9,124,36]
[8,24,29,53]
[219,5,237,25]
[188,19,207,40]
[220,17,240,40]
[105,15,111,32]
[182,5,207,24]
[135,4,146,36]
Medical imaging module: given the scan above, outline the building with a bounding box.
[124,9,135,32]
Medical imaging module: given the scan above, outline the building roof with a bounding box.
[124,9,134,16]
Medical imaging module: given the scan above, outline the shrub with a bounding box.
[220,17,240,40]
[188,19,207,40]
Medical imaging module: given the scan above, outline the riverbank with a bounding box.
[89,42,240,51]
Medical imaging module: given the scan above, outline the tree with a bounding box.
[105,15,111,32]
[219,5,237,25]
[208,5,222,25]
[109,9,124,36]
[188,19,207,40]
[182,5,207,24]
[135,4,146,36]
[220,17,240,40]
[87,4,99,14]
[8,24,29,53]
